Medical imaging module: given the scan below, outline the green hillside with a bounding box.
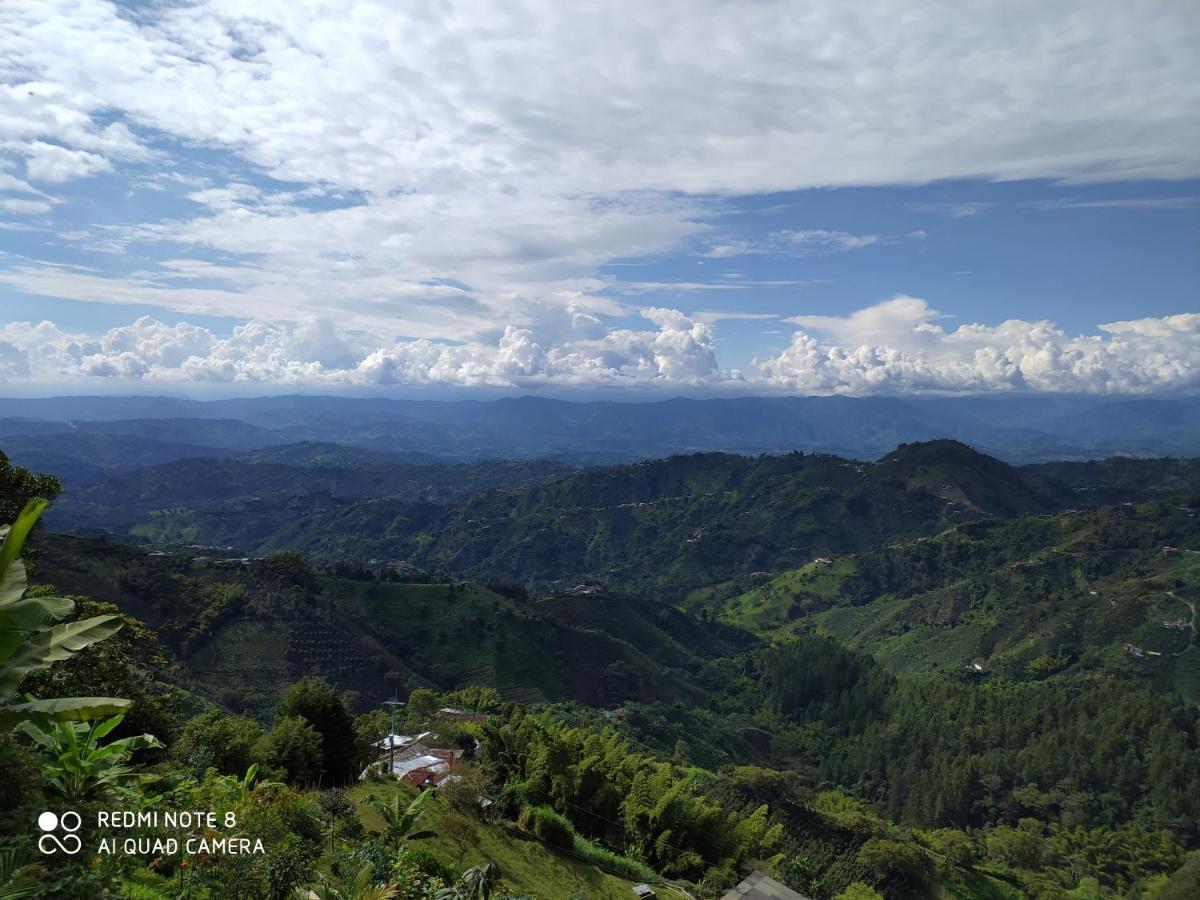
[36,534,754,717]
[6,447,1200,899]
[48,442,1110,597]
[710,497,1200,703]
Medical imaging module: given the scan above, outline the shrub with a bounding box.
[571,833,657,882]
[517,805,575,850]
[174,709,263,778]
[252,716,323,786]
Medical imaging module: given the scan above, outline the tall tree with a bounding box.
[278,677,359,785]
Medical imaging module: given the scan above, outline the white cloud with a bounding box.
[0,308,723,388]
[20,141,110,182]
[1,302,1195,395]
[0,0,1196,350]
[0,197,53,215]
[705,229,903,258]
[758,299,1200,395]
[6,0,1197,193]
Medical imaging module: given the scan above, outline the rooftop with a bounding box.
[720,871,812,900]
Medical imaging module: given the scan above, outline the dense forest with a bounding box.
[1,443,1198,898]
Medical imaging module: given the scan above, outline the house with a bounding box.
[401,766,457,789]
[720,870,812,900]
[632,886,657,899]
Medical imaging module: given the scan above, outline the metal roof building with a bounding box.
[720,871,812,900]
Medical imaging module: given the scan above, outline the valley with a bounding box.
[3,421,1199,899]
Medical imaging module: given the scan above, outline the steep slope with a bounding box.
[877,438,1073,515]
[34,533,754,717]
[1022,455,1200,506]
[41,442,1082,597]
[711,497,1200,703]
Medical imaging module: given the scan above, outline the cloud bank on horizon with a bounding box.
[0,0,1197,395]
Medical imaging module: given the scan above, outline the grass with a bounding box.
[352,781,639,900]
[719,556,858,633]
[932,865,1025,900]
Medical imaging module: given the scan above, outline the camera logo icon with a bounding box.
[37,811,82,855]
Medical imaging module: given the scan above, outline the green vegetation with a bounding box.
[1,443,1198,898]
[706,497,1200,703]
[35,537,754,716]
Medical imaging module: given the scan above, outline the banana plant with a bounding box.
[0,500,130,730]
[18,712,164,801]
[366,788,435,850]
[219,762,284,801]
[308,862,398,900]
[434,864,499,900]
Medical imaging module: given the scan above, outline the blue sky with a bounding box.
[1,0,1197,395]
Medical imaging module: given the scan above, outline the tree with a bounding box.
[20,596,183,741]
[1156,855,1200,900]
[406,688,439,721]
[856,838,930,885]
[278,677,359,785]
[438,763,495,818]
[441,814,476,866]
[354,708,391,767]
[0,500,128,730]
[986,820,1045,870]
[19,713,163,801]
[444,685,501,716]
[922,828,976,866]
[174,709,265,777]
[254,552,321,593]
[253,715,324,786]
[0,452,61,535]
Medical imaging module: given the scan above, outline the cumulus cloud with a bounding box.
[0,302,1194,395]
[0,308,723,388]
[757,299,1200,395]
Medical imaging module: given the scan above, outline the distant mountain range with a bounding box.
[1,393,1199,472]
[26,433,1200,597]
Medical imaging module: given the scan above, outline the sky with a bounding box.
[0,0,1197,397]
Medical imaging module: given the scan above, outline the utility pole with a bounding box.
[384,696,404,776]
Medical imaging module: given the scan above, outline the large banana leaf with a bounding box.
[0,614,125,697]
[0,500,44,577]
[0,696,131,731]
[0,595,75,631]
[0,542,27,602]
[19,714,164,800]
[0,500,129,731]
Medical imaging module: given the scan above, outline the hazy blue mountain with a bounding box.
[2,394,1198,471]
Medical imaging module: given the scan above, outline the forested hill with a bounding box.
[35,533,756,717]
[704,496,1200,705]
[37,438,1200,596]
[6,445,1200,898]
